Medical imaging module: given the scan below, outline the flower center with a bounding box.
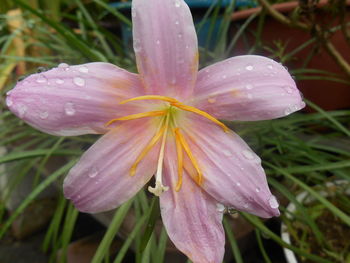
[105,95,229,195]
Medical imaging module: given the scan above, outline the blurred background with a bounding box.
[0,0,350,262]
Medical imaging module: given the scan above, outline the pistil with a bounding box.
[148,112,170,196]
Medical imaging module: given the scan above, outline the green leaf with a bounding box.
[91,199,134,263]
[139,197,159,252]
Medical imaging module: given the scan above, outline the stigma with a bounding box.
[105,95,229,195]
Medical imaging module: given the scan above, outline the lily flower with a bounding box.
[6,0,304,262]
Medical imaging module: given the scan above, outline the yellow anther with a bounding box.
[130,125,166,176]
[174,128,184,192]
[120,95,180,105]
[105,110,167,127]
[172,103,229,133]
[174,128,203,186]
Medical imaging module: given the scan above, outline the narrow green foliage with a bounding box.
[91,199,133,263]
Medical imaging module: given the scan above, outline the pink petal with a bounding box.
[181,115,280,218]
[160,139,225,263]
[132,0,198,99]
[63,119,159,213]
[192,55,305,121]
[6,63,146,136]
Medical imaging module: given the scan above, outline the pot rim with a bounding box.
[280,180,350,263]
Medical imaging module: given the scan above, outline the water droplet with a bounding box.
[89,167,98,178]
[245,65,253,71]
[131,7,136,18]
[36,75,47,83]
[247,93,253,99]
[175,20,179,25]
[243,202,249,208]
[299,101,306,108]
[223,150,232,157]
[255,187,261,193]
[242,150,255,160]
[6,97,13,107]
[79,66,89,73]
[156,39,160,45]
[73,77,85,87]
[205,68,210,73]
[177,33,182,38]
[17,76,26,82]
[39,111,49,119]
[227,207,237,214]
[216,203,225,212]
[207,97,216,104]
[267,64,273,70]
[64,102,76,116]
[55,78,64,84]
[134,39,142,52]
[222,75,227,79]
[236,182,241,186]
[18,104,28,118]
[37,67,47,73]
[174,0,181,7]
[284,86,293,94]
[58,63,69,70]
[284,107,293,115]
[245,84,253,90]
[268,195,279,209]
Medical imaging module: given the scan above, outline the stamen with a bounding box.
[148,113,170,196]
[130,125,166,177]
[105,110,166,127]
[174,128,184,192]
[172,103,229,133]
[120,95,179,105]
[174,128,203,186]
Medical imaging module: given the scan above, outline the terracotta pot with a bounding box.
[231,0,350,111]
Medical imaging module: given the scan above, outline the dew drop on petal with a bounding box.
[174,0,181,7]
[223,150,232,157]
[268,195,279,209]
[284,107,293,115]
[245,65,253,71]
[242,150,255,160]
[131,7,136,18]
[36,75,47,83]
[79,66,89,73]
[88,167,98,178]
[58,63,69,70]
[243,202,249,208]
[236,182,241,186]
[73,77,85,87]
[6,97,13,107]
[216,203,225,213]
[245,84,253,90]
[267,64,273,70]
[255,187,261,193]
[177,33,183,38]
[222,75,227,79]
[284,86,293,94]
[18,104,28,118]
[175,20,179,25]
[156,39,160,45]
[64,102,76,116]
[56,78,64,84]
[207,97,216,104]
[39,111,49,119]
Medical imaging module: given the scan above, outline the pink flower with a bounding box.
[6,0,304,262]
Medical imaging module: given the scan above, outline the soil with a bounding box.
[291,198,350,263]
